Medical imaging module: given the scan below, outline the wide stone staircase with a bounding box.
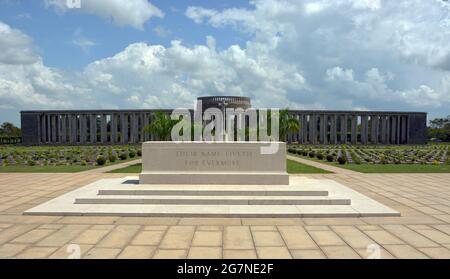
[24,176,400,218]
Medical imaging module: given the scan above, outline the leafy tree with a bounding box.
[428,115,450,142]
[279,109,300,142]
[0,122,21,137]
[144,111,181,141]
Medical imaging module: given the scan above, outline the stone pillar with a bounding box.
[370,115,378,144]
[90,114,97,144]
[46,114,51,144]
[330,114,337,144]
[406,116,410,144]
[351,115,357,144]
[397,116,401,144]
[340,115,347,144]
[111,113,117,144]
[100,114,107,144]
[297,114,303,144]
[80,114,87,144]
[301,115,307,144]
[121,113,128,144]
[380,116,387,144]
[70,114,77,144]
[60,115,66,144]
[40,115,45,144]
[51,114,57,143]
[391,116,397,144]
[133,113,139,143]
[319,114,326,144]
[309,114,317,144]
[361,115,368,144]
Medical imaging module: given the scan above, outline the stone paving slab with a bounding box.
[0,172,449,259]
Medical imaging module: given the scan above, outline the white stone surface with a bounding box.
[24,176,400,217]
[139,141,289,185]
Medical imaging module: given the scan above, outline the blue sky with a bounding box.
[0,0,449,126]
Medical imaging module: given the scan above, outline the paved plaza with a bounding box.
[0,168,450,259]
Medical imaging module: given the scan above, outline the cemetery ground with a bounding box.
[0,143,449,258]
[288,144,450,173]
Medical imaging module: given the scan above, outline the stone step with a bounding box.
[24,204,399,218]
[98,189,328,197]
[75,195,350,205]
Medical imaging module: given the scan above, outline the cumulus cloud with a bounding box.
[44,0,164,29]
[0,22,39,64]
[1,0,450,124]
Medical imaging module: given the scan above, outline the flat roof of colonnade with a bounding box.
[21,109,427,115]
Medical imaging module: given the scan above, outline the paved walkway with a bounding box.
[1,172,450,259]
[83,159,141,174]
[287,155,358,175]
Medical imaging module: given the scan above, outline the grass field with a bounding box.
[109,159,331,174]
[337,163,450,173]
[289,154,450,173]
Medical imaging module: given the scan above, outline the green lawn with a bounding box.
[337,163,450,173]
[109,160,331,174]
[0,157,140,173]
[289,154,450,173]
[0,165,98,173]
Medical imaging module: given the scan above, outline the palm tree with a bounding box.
[144,111,180,141]
[279,109,300,142]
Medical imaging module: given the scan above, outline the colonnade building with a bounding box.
[20,96,427,145]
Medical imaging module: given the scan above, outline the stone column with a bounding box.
[121,113,128,144]
[301,115,308,144]
[397,116,401,144]
[370,115,378,144]
[319,114,326,144]
[380,116,387,144]
[40,115,45,144]
[36,114,41,145]
[330,114,337,144]
[139,113,145,143]
[90,114,97,144]
[351,115,357,144]
[142,113,148,142]
[100,114,107,144]
[298,114,303,144]
[111,113,117,144]
[340,115,347,144]
[51,114,57,143]
[391,116,397,144]
[406,116,410,144]
[309,114,317,144]
[60,115,66,144]
[46,114,51,144]
[80,114,87,144]
[361,115,368,144]
[133,113,139,143]
[70,114,77,144]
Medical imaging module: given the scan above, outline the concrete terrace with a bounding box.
[0,171,449,259]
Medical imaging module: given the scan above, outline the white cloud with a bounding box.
[44,0,164,29]
[2,0,450,124]
[71,28,97,52]
[0,22,39,64]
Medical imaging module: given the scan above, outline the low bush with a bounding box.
[326,154,334,162]
[137,150,142,157]
[119,152,128,160]
[27,160,36,166]
[308,151,316,158]
[316,153,324,160]
[96,155,106,166]
[129,150,136,158]
[108,153,117,163]
[337,156,347,165]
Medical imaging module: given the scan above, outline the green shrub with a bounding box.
[27,160,36,166]
[316,153,324,160]
[288,148,295,153]
[96,155,106,166]
[432,160,440,166]
[337,156,347,165]
[108,153,117,163]
[326,154,334,162]
[137,150,142,157]
[129,150,136,158]
[119,152,128,160]
[81,160,88,166]
[308,151,316,158]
